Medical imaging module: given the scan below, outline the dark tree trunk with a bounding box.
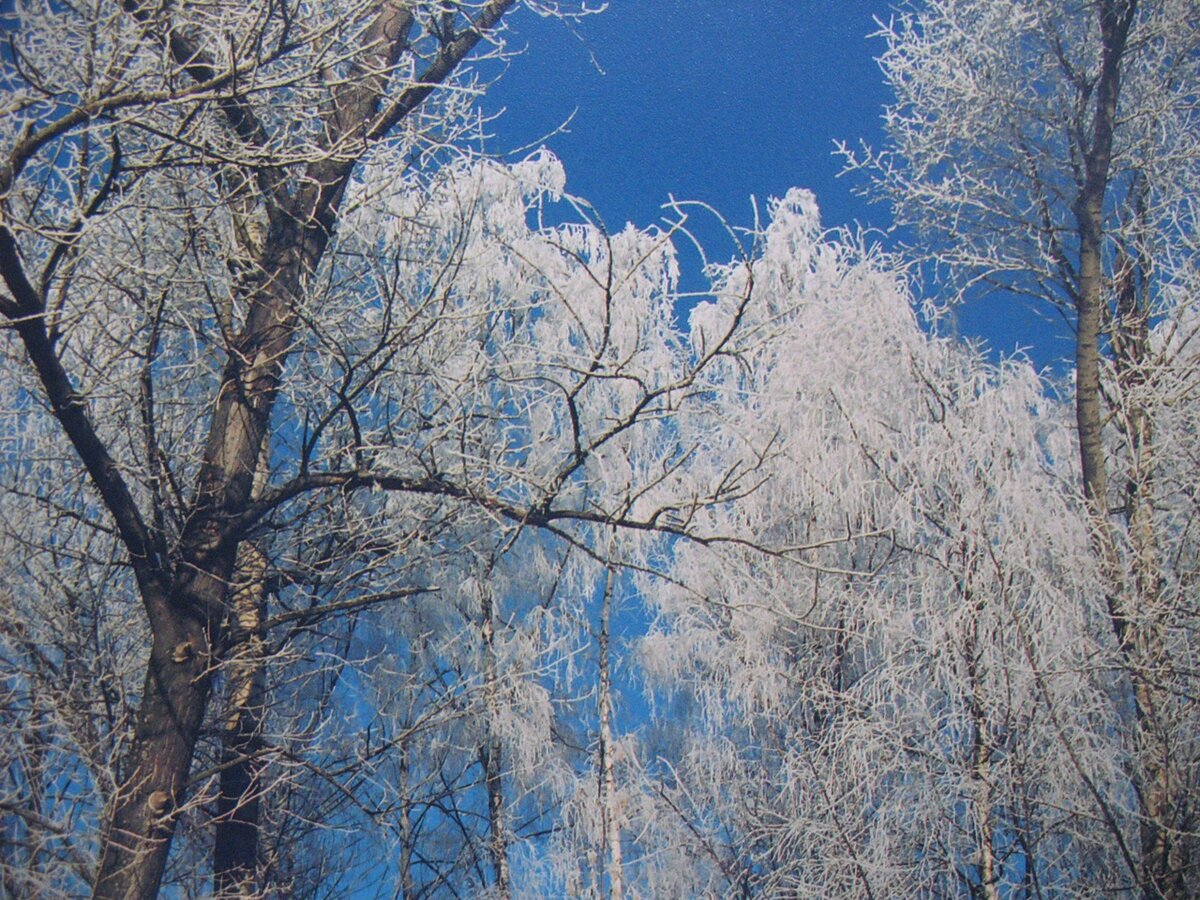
[0,6,518,897]
[480,586,510,899]
[92,597,215,899]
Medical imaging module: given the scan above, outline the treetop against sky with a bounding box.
[486,0,1060,365]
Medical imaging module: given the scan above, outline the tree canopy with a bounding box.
[1,1,1198,897]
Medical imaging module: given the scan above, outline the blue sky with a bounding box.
[488,1,892,234]
[485,1,1068,370]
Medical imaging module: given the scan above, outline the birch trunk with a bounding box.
[597,558,623,900]
[212,537,268,896]
[1072,4,1183,895]
[480,586,510,899]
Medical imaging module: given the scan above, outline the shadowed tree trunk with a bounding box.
[213,540,268,897]
[480,580,511,899]
[597,552,624,900]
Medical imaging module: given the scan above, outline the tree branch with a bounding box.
[0,227,164,595]
[298,0,515,237]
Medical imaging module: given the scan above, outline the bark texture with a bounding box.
[597,558,624,900]
[481,584,511,899]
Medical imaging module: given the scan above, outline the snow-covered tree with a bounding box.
[0,1,780,891]
[4,2,1197,897]
[845,2,1200,893]
[635,190,1145,897]
[0,1,754,893]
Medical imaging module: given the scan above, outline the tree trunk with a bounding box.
[1072,4,1185,896]
[212,435,272,896]
[968,640,998,900]
[213,541,268,897]
[92,597,214,899]
[398,744,414,900]
[91,252,293,896]
[597,556,623,900]
[1113,241,1186,900]
[480,585,510,898]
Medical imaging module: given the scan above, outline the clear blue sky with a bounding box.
[486,1,1067,370]
[489,1,892,234]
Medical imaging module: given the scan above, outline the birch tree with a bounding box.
[634,190,1142,896]
[340,154,741,896]
[844,2,1200,894]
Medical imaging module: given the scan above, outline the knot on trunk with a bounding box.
[172,641,194,664]
[146,790,173,817]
